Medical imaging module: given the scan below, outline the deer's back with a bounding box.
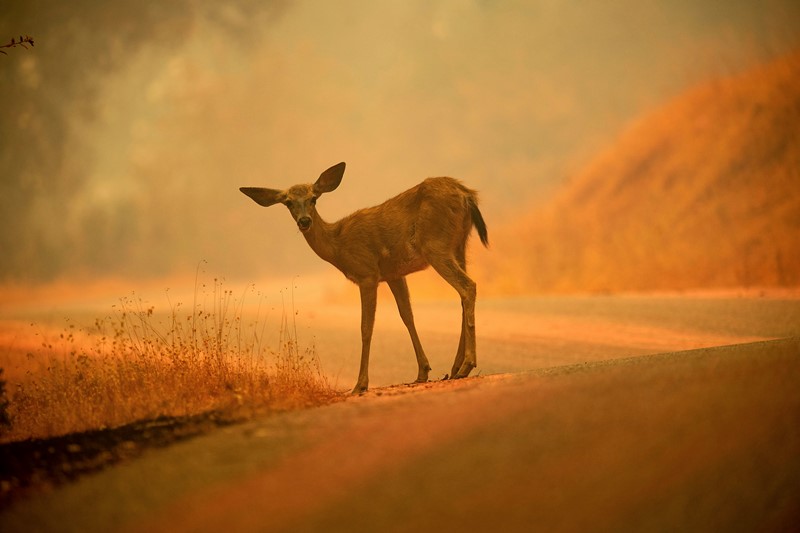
[338,177,475,236]
[330,177,476,281]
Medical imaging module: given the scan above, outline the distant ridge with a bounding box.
[492,50,800,293]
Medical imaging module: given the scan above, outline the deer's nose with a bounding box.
[297,216,312,231]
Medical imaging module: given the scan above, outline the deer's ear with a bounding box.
[314,162,345,194]
[240,187,285,207]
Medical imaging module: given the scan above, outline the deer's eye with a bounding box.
[283,200,292,208]
[310,196,318,206]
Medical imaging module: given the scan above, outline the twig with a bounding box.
[0,35,35,55]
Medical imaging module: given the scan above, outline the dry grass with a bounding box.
[486,49,800,294]
[0,279,340,443]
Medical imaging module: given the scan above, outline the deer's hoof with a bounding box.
[453,362,476,379]
[351,384,368,395]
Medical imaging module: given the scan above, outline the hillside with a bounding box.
[489,50,800,293]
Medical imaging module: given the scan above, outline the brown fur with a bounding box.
[241,163,488,393]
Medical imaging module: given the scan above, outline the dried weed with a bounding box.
[1,279,339,442]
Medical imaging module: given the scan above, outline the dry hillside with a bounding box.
[489,50,800,293]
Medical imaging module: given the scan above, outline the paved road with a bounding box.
[308,294,800,388]
[2,295,799,532]
[3,336,798,532]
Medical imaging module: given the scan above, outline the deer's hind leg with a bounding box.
[388,277,431,383]
[452,327,466,378]
[450,247,468,377]
[428,253,477,379]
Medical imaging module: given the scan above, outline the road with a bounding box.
[1,294,799,532]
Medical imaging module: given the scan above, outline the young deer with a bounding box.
[240,162,488,393]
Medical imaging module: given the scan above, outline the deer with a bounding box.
[240,162,488,393]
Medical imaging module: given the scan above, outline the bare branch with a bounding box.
[0,35,35,55]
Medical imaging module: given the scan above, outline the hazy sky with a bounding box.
[2,0,799,282]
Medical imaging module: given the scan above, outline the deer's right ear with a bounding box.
[239,187,285,207]
[314,162,345,194]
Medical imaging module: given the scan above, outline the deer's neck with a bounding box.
[302,213,339,266]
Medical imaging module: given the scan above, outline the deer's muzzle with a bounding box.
[297,216,312,231]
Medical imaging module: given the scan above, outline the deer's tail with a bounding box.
[468,196,489,248]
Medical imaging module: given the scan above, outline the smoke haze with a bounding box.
[2,0,799,284]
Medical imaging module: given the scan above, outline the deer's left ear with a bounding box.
[240,187,286,207]
[314,162,345,194]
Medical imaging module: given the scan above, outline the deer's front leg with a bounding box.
[387,277,430,383]
[353,281,378,394]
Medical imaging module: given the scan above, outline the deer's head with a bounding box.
[240,162,345,232]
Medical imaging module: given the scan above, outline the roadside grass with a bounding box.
[0,279,340,443]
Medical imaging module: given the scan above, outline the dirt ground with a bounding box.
[1,336,798,532]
